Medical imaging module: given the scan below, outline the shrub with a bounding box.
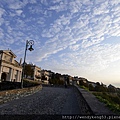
[23,79,41,87]
[89,84,95,91]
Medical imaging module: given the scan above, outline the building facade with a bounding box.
[24,63,41,81]
[0,50,22,82]
[41,70,50,84]
[31,65,41,81]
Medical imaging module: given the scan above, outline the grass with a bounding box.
[92,92,120,114]
[79,85,120,114]
[79,85,89,91]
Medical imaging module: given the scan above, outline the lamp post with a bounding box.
[21,40,34,88]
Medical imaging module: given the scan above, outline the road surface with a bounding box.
[0,86,93,119]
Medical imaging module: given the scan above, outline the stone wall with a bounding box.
[0,84,42,104]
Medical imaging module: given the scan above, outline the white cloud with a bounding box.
[1,0,120,85]
[39,0,119,62]
[0,28,4,39]
[40,0,49,6]
[69,44,80,51]
[49,3,67,12]
[109,0,120,6]
[0,7,5,17]
[69,1,82,13]
[0,18,4,26]
[16,10,23,16]
[8,1,25,10]
[53,43,120,76]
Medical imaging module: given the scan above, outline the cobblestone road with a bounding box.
[0,86,93,119]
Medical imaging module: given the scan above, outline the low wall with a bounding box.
[74,84,116,115]
[0,84,42,104]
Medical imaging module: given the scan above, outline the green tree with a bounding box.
[89,84,95,91]
[24,64,34,78]
[94,82,108,92]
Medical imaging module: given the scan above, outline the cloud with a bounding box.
[50,43,120,76]
[0,28,4,39]
[109,0,120,6]
[37,0,120,63]
[16,10,23,16]
[49,2,67,12]
[0,7,5,17]
[93,2,109,15]
[69,44,80,51]
[1,0,120,82]
[8,1,26,10]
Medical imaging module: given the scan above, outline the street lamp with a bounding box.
[21,40,34,88]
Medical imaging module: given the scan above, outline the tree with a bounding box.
[24,64,34,78]
[94,82,108,92]
[89,84,95,91]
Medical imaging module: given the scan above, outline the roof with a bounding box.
[0,50,17,58]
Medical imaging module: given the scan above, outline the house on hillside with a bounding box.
[63,74,71,85]
[68,76,73,85]
[23,63,41,81]
[88,81,97,87]
[59,76,64,81]
[72,77,89,86]
[31,65,41,81]
[41,70,50,84]
[0,50,22,82]
[73,76,81,85]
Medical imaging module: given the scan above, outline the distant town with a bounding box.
[0,49,119,92]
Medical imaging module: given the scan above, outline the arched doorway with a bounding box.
[1,72,7,81]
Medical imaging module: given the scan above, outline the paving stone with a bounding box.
[0,86,92,116]
[1,85,116,120]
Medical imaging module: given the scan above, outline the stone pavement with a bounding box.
[0,86,93,120]
[0,85,119,120]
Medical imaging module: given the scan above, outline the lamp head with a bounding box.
[28,45,34,51]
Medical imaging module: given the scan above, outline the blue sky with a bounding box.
[0,0,120,87]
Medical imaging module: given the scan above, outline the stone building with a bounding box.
[23,63,41,81]
[0,50,22,82]
[31,64,41,81]
[41,70,50,84]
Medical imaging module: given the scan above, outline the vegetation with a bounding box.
[48,73,66,85]
[49,78,64,85]
[24,64,34,78]
[23,79,41,87]
[80,85,89,91]
[93,92,120,114]
[79,81,120,114]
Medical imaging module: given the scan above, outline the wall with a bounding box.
[0,50,22,82]
[0,85,42,104]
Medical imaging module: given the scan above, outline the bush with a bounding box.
[49,78,64,85]
[23,79,41,87]
[89,84,95,91]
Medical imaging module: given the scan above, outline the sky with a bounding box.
[0,0,120,87]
